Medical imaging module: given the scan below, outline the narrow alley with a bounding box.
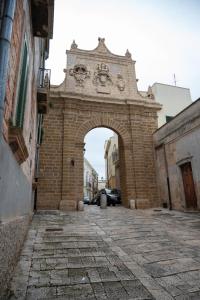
[9,206,200,300]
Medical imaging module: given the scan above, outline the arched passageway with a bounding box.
[37,38,161,211]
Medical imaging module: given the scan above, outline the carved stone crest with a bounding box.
[69,64,90,87]
[93,63,112,94]
[116,74,125,91]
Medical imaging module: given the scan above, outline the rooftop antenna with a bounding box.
[173,73,177,86]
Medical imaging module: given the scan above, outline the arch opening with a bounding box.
[82,127,128,208]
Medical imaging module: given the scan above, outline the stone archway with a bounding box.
[37,38,161,211]
[68,119,130,209]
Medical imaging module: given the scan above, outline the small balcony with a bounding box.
[37,68,51,114]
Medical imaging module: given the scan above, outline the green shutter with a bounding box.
[16,42,29,128]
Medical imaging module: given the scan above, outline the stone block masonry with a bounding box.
[9,206,200,299]
[37,38,161,211]
[37,97,160,211]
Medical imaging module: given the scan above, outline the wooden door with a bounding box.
[180,162,197,209]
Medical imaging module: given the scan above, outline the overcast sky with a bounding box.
[46,0,200,177]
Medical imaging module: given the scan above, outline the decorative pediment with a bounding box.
[68,37,133,61]
[94,38,111,54]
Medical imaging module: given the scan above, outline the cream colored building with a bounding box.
[84,158,98,201]
[104,133,120,189]
[98,178,106,190]
[151,83,192,127]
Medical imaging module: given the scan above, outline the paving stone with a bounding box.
[8,207,200,300]
[121,279,153,299]
[26,286,57,300]
[91,282,107,299]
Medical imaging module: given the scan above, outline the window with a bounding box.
[16,41,29,128]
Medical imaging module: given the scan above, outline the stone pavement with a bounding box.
[8,206,200,300]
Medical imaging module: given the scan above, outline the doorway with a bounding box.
[180,162,197,209]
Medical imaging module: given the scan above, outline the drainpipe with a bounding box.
[163,143,172,210]
[0,0,16,135]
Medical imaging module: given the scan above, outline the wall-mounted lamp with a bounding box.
[83,148,86,155]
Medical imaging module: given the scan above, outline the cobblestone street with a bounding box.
[9,206,200,300]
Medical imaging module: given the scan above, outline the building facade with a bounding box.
[151,83,192,127]
[154,99,200,211]
[104,133,120,189]
[0,1,54,297]
[37,38,161,211]
[98,178,107,190]
[84,158,98,201]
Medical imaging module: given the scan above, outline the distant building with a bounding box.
[98,178,107,190]
[151,83,192,127]
[104,133,120,189]
[84,158,98,201]
[154,98,200,211]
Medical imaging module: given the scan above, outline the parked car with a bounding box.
[96,188,121,206]
[83,196,90,205]
[91,196,97,205]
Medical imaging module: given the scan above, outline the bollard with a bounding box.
[129,199,136,209]
[100,194,107,209]
[78,200,84,211]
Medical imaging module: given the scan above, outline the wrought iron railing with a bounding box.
[38,68,51,89]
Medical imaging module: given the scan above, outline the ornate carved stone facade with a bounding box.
[69,64,90,87]
[37,38,161,211]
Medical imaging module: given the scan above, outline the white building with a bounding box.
[84,158,98,201]
[151,83,192,127]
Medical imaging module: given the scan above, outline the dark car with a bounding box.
[91,196,97,205]
[96,188,121,206]
[83,196,90,205]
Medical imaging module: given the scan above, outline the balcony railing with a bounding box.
[37,68,51,114]
[38,68,51,89]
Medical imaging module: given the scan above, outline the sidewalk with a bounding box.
[8,206,200,299]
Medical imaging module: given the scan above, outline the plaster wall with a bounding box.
[0,138,32,221]
[154,99,200,211]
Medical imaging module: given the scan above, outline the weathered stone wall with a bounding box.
[3,0,24,141]
[154,99,200,211]
[0,0,53,295]
[37,38,161,211]
[37,100,64,209]
[38,97,159,210]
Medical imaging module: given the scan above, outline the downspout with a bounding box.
[163,143,172,210]
[0,0,16,135]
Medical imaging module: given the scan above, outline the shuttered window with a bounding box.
[16,41,29,128]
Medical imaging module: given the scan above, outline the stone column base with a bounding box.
[59,200,77,211]
[129,199,136,209]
